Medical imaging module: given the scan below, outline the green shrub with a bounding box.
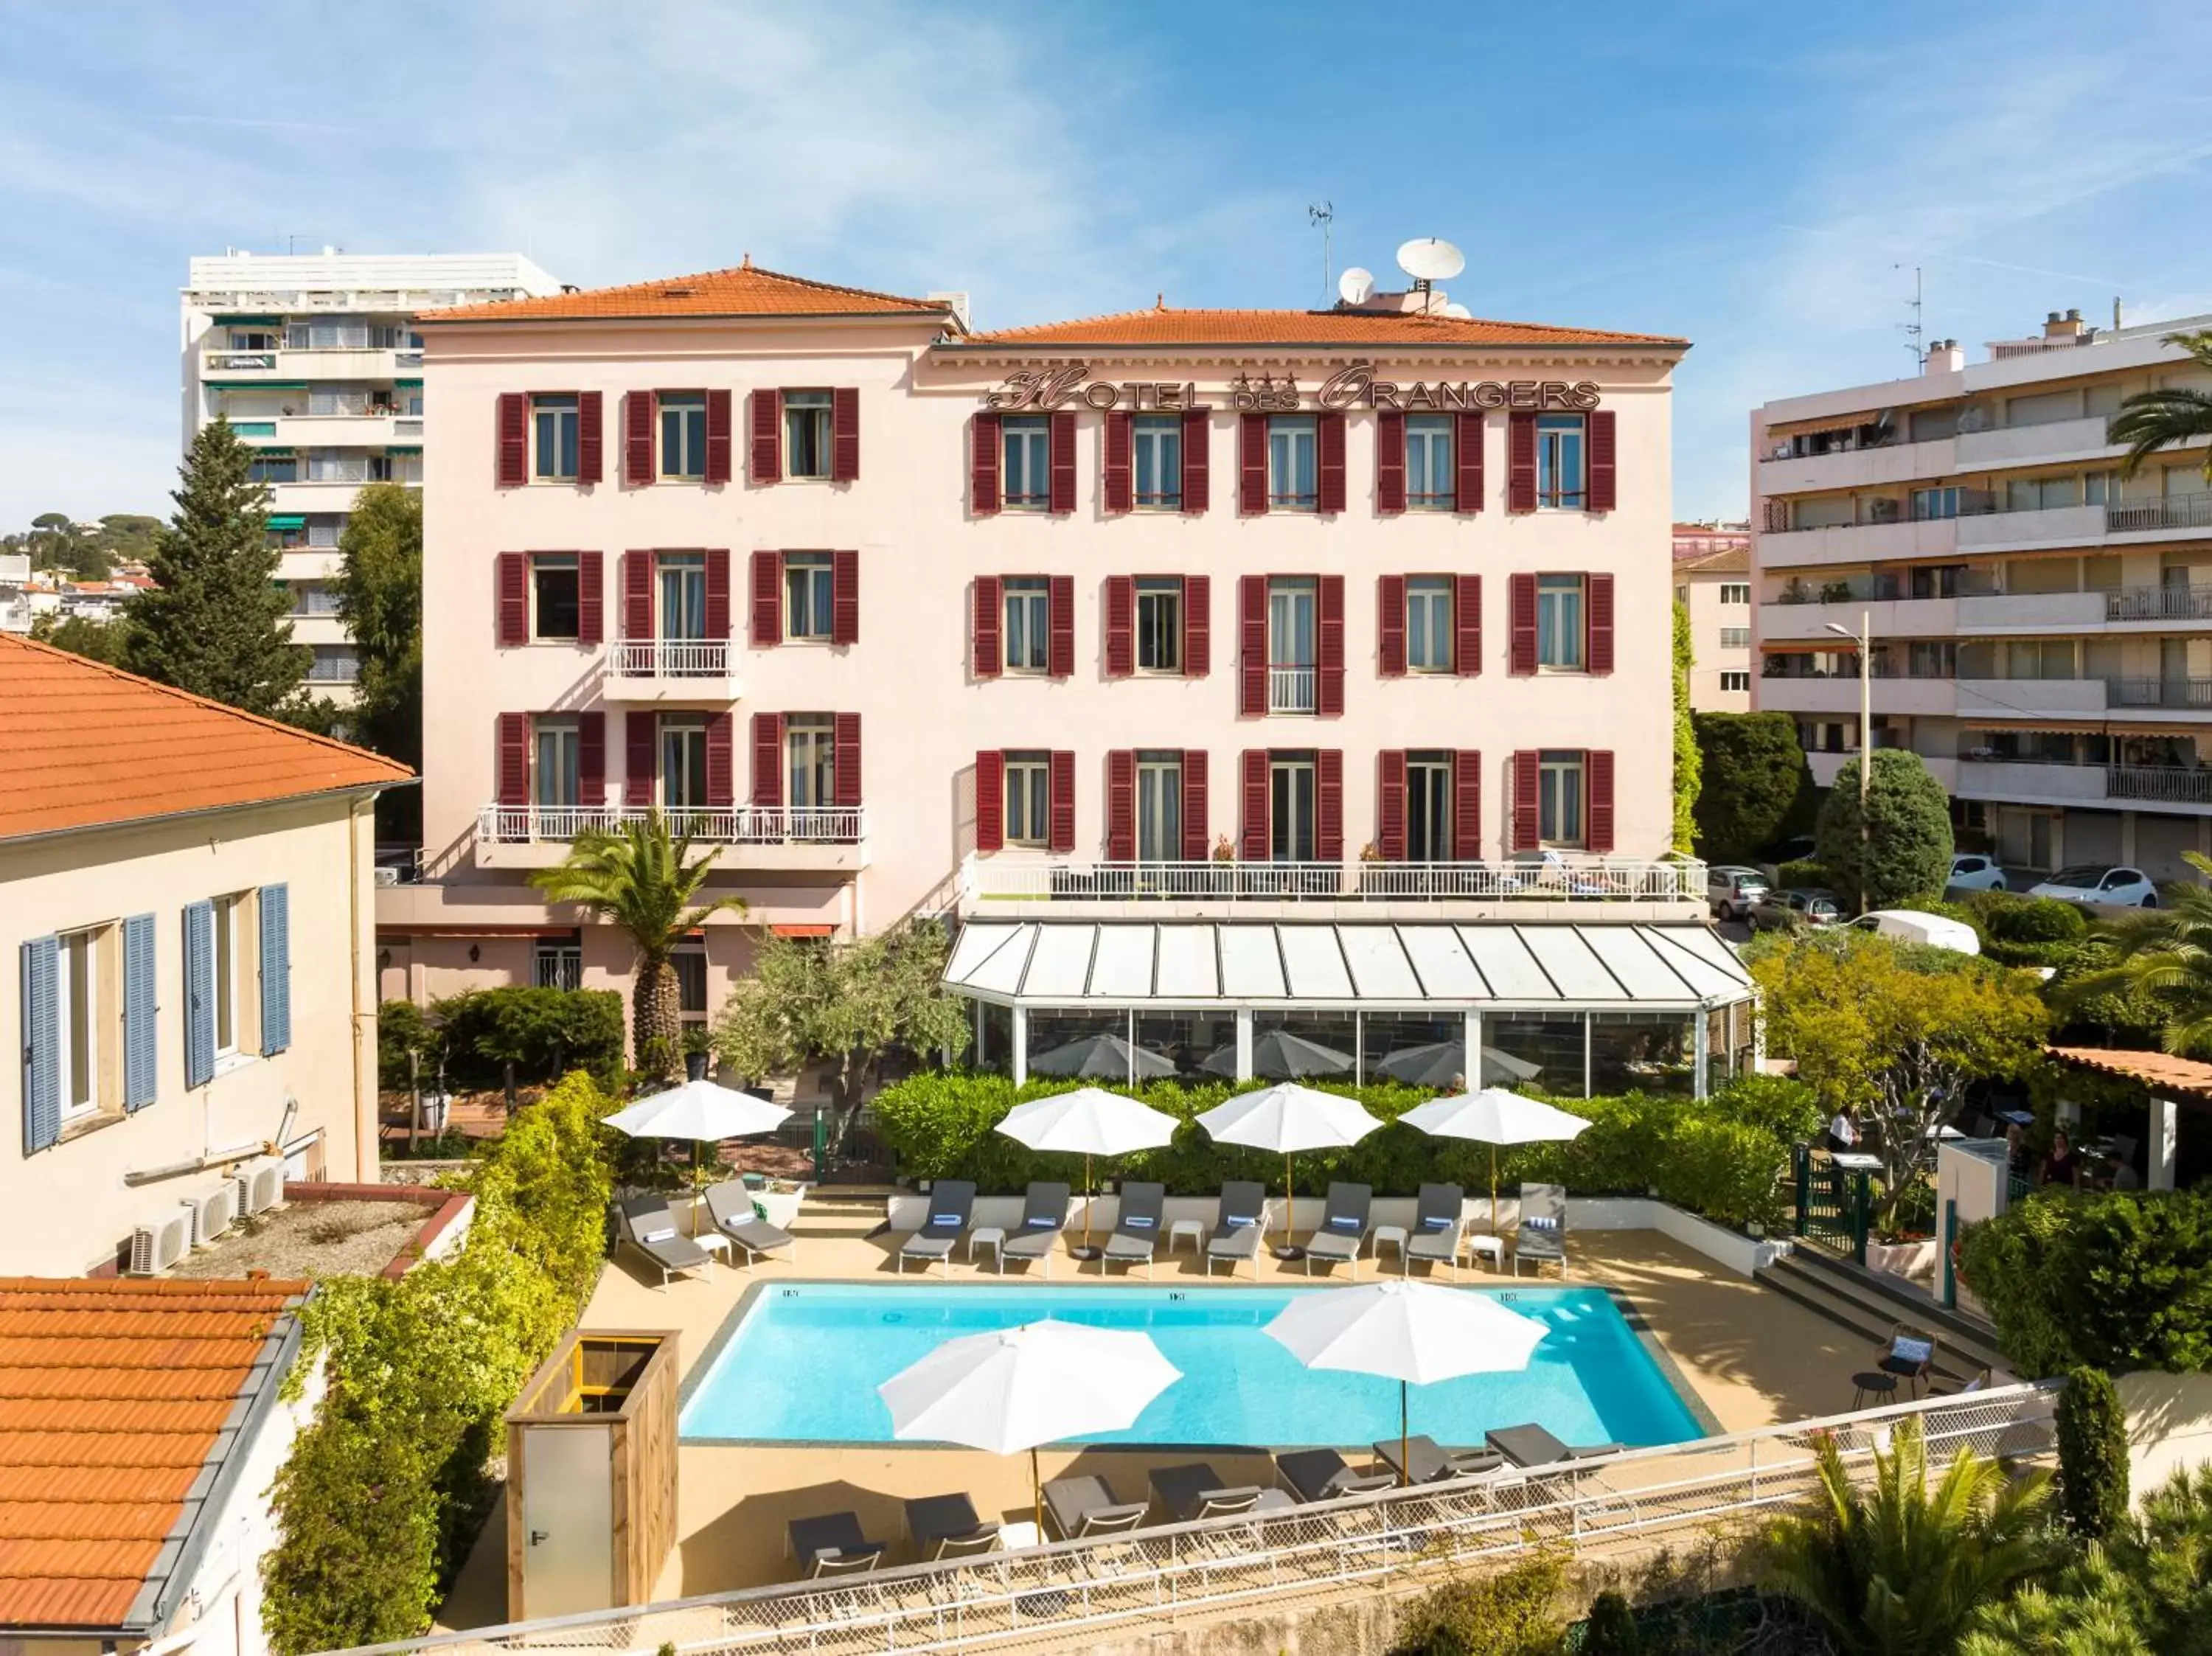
[1816,748,1955,910]
[1579,1590,1641,1656]
[1394,1550,1569,1655]
[1776,858,1829,888]
[429,987,626,1089]
[377,998,444,1090]
[1984,894,2088,944]
[2057,1366,2131,1541]
[1691,710,1812,864]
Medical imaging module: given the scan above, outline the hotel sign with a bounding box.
[983,361,1601,413]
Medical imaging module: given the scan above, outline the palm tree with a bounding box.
[2061,850,2212,1056]
[529,812,745,1082]
[2108,331,2212,484]
[1763,1418,2062,1656]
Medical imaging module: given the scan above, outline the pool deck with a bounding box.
[438,1203,1865,1629]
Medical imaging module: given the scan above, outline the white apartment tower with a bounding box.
[181,251,563,697]
[1753,308,2212,880]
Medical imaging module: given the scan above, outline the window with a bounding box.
[1134,415,1183,509]
[658,552,707,641]
[2006,474,2079,512]
[1137,752,1183,862]
[532,554,580,640]
[1537,574,1586,669]
[211,893,250,1057]
[1405,417,1455,509]
[1003,751,1051,846]
[534,717,580,808]
[531,394,579,481]
[229,328,279,351]
[784,391,832,479]
[1911,486,1961,521]
[1406,577,1454,672]
[1002,417,1051,509]
[1538,751,1585,847]
[2085,470,2116,505]
[1267,417,1318,509]
[672,938,709,1031]
[658,392,707,480]
[247,454,296,484]
[534,937,582,991]
[1267,578,1317,712]
[58,928,99,1117]
[1135,578,1183,672]
[1719,627,1751,650]
[661,719,709,811]
[783,553,834,641]
[1537,414,1585,509]
[1406,754,1453,863]
[1270,756,1317,861]
[787,715,836,809]
[1719,583,1750,605]
[1719,670,1751,692]
[1003,577,1051,672]
[1674,584,1688,607]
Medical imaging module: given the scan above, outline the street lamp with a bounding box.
[1826,616,1872,914]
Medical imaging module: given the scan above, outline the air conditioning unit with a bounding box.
[234,1156,285,1217]
[373,866,399,887]
[181,1181,238,1247]
[128,1211,192,1276]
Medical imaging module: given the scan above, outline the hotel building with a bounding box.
[383,261,1757,1094]
[1753,310,2212,877]
[181,251,563,698]
[1673,521,1752,711]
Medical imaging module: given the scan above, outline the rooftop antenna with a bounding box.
[1308,202,1333,305]
[1894,262,1924,364]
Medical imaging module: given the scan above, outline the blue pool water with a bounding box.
[679,1284,1706,1450]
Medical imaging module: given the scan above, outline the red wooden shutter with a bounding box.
[495,393,526,486]
[831,549,859,645]
[1587,573,1615,675]
[1317,574,1346,717]
[750,389,782,483]
[971,413,1001,515]
[1239,414,1268,515]
[973,576,1001,678]
[578,392,604,483]
[705,714,734,808]
[1047,411,1077,515]
[1240,749,1269,861]
[1047,750,1075,852]
[1317,749,1343,860]
[625,391,655,484]
[1048,575,1074,678]
[1317,412,1347,515]
[1103,411,1133,513]
[1508,411,1538,512]
[705,389,733,484]
[751,551,782,646]
[1377,411,1407,514]
[1238,574,1267,715]
[831,387,860,482]
[1587,410,1616,512]
[1104,575,1135,678]
[1511,751,1540,852]
[622,551,655,639]
[577,551,604,645]
[1455,574,1481,678]
[1105,750,1135,861]
[751,713,783,807]
[1455,411,1484,512]
[496,713,529,805]
[1183,575,1210,678]
[704,549,731,641]
[1377,574,1407,678]
[833,714,863,809]
[625,712,657,807]
[1181,750,1208,860]
[1377,750,1406,860]
[1587,750,1615,853]
[1453,751,1482,860]
[1182,410,1210,512]
[579,712,605,805]
[495,553,527,646]
[975,751,1005,852]
[1509,573,1538,675]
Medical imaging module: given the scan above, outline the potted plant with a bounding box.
[1865,1180,1939,1282]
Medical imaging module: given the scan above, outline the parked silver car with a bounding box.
[1707,865,1770,922]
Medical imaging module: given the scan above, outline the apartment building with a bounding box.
[181,251,563,698]
[1673,521,1752,710]
[1753,310,2212,879]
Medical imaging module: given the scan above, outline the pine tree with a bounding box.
[127,418,310,718]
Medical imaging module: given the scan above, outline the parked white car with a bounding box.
[1707,865,1770,922]
[1852,910,1982,955]
[1945,853,2007,893]
[2027,865,2159,907]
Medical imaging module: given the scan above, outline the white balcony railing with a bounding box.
[966,855,1704,904]
[205,351,276,372]
[1267,664,1316,713]
[610,639,732,678]
[1357,855,1702,901]
[2110,493,2212,535]
[477,804,864,845]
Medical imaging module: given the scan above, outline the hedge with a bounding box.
[377,987,626,1091]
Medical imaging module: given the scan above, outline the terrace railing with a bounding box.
[964,856,1704,905]
[610,639,734,678]
[477,804,865,845]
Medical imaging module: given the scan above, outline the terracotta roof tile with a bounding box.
[424,259,950,324]
[0,635,411,841]
[960,305,1686,349]
[2045,1045,2212,1102]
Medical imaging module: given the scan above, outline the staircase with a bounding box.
[1757,1244,2014,1385]
[793,1183,900,1244]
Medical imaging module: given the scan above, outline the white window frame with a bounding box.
[660,719,709,812]
[1536,414,1585,509]
[1135,578,1183,673]
[535,716,580,808]
[1537,574,1586,671]
[534,939,583,991]
[672,937,709,1031]
[1136,752,1183,863]
[1538,750,1586,848]
[1405,754,1453,863]
[1267,417,1318,510]
[1003,577,1051,673]
[1406,577,1454,672]
[1719,627,1751,650]
[1003,753,1051,847]
[1133,415,1183,509]
[532,553,581,641]
[1719,669,1751,692]
[1002,417,1051,509]
[1270,757,1317,862]
[58,926,99,1119]
[531,394,579,481]
[1405,417,1455,509]
[783,553,835,641]
[787,715,836,810]
[658,392,707,481]
[1267,577,1317,713]
[657,552,708,641]
[212,895,240,1058]
[1719,583,1750,605]
[784,390,832,480]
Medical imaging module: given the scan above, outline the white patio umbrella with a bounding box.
[1398,1088,1590,1230]
[1028,1031,1178,1082]
[996,1086,1178,1254]
[1264,1278,1548,1485]
[879,1318,1182,1535]
[602,1079,792,1233]
[1197,1082,1381,1250]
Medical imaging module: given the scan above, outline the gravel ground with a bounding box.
[171,1200,428,1280]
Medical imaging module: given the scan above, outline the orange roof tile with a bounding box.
[0,635,411,841]
[0,1277,307,1632]
[960,305,1686,349]
[424,258,953,324]
[2045,1045,2212,1102]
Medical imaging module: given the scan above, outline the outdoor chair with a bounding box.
[703,1181,798,1268]
[1402,1183,1468,1278]
[897,1179,975,1276]
[1149,1462,1277,1523]
[1042,1474,1151,1539]
[1513,1183,1568,1276]
[1372,1434,1505,1485]
[903,1492,1000,1561]
[998,1181,1071,1275]
[1874,1326,1937,1397]
[1484,1424,1636,1528]
[1102,1181,1166,1276]
[787,1511,888,1579]
[1484,1423,1626,1467]
[1302,1182,1374,1276]
[1205,1181,1269,1277]
[1274,1447,1397,1503]
[617,1195,713,1289]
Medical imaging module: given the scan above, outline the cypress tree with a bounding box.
[127,417,310,718]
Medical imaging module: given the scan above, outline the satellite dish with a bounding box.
[1440,302,1473,320]
[1397,237,1467,282]
[1338,266,1375,307]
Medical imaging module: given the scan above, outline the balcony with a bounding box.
[2110,493,2212,536]
[1759,516,1961,570]
[2106,677,2212,713]
[1955,760,2212,814]
[201,346,414,382]
[1756,434,1956,498]
[602,639,741,702]
[1760,672,1956,717]
[474,804,867,872]
[1955,414,2118,470]
[2108,582,2212,622]
[1267,665,1316,714]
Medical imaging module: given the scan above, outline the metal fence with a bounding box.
[969,857,1704,905]
[326,1385,2056,1656]
[2110,493,2212,534]
[610,640,735,678]
[476,805,865,846]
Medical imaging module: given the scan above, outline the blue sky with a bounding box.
[5,0,2212,527]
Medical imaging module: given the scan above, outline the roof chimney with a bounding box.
[1925,338,1964,375]
[2045,308,2085,341]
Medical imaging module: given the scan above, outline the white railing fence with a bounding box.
[967,856,1704,904]
[611,639,734,678]
[1267,664,1316,713]
[477,804,864,845]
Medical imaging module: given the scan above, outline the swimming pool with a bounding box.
[679,1283,1708,1449]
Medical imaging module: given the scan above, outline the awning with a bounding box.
[944,921,1752,1009]
[386,445,422,456]
[394,378,422,388]
[213,313,285,324]
[1765,410,1891,439]
[210,380,307,391]
[266,515,307,529]
[773,924,835,938]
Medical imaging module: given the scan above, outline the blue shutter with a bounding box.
[123,914,157,1110]
[20,937,59,1155]
[258,885,291,1056]
[184,902,215,1088]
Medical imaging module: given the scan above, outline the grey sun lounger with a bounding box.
[1206,1181,1269,1276]
[1275,1447,1397,1503]
[1514,1182,1568,1276]
[1150,1462,1278,1523]
[703,1182,797,1267]
[898,1179,975,1275]
[1372,1435,1505,1484]
[618,1195,713,1288]
[1403,1183,1468,1276]
[998,1181,1071,1275]
[1484,1423,1625,1467]
[1302,1182,1373,1276]
[904,1492,999,1561]
[1042,1474,1151,1538]
[787,1510,888,1578]
[1103,1181,1166,1276]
